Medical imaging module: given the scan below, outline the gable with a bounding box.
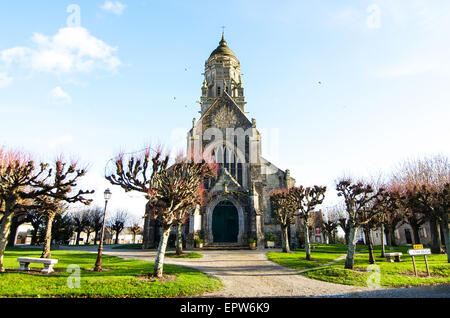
[209,167,244,193]
[198,92,252,133]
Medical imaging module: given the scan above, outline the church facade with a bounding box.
[143,35,295,249]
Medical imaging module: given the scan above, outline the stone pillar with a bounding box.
[290,224,297,249]
[187,205,201,249]
[250,183,264,249]
[256,213,265,250]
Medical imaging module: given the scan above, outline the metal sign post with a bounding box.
[408,248,431,277]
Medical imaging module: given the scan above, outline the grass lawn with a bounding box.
[267,244,365,271]
[0,248,222,298]
[269,244,450,288]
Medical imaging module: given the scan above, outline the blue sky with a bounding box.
[1,0,449,218]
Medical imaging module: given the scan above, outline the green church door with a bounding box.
[212,201,239,243]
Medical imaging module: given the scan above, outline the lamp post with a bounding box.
[94,188,112,272]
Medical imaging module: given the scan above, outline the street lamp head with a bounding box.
[104,188,112,201]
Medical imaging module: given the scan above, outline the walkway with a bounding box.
[103,248,367,297]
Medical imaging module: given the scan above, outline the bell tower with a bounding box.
[200,33,246,115]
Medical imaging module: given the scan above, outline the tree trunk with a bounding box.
[280,225,290,253]
[344,229,351,245]
[441,213,450,263]
[142,214,150,249]
[76,231,82,245]
[411,224,421,244]
[115,231,119,245]
[154,225,172,277]
[85,231,91,245]
[345,226,359,269]
[41,214,55,259]
[325,231,331,244]
[175,224,183,255]
[385,226,392,247]
[0,207,15,272]
[366,229,375,264]
[380,224,385,258]
[439,222,446,246]
[430,217,442,254]
[304,224,311,260]
[94,231,99,245]
[7,217,18,247]
[31,228,39,245]
[390,227,397,246]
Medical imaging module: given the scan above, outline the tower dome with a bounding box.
[209,33,237,59]
[200,33,246,115]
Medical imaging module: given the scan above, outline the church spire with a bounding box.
[200,34,246,114]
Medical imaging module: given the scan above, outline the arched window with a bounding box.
[209,144,246,187]
[216,146,223,171]
[230,152,236,177]
[237,161,243,185]
[224,147,228,171]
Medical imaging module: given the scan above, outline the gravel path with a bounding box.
[103,248,368,297]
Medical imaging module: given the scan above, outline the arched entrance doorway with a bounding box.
[212,200,239,243]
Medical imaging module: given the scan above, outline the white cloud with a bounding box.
[49,86,72,104]
[0,72,12,88]
[101,1,126,15]
[0,27,121,75]
[48,134,74,148]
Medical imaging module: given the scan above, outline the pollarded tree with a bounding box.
[0,149,93,271]
[147,157,216,276]
[71,209,91,245]
[51,212,74,244]
[362,180,397,261]
[174,183,209,255]
[330,201,351,244]
[36,158,93,258]
[109,210,129,245]
[290,186,327,260]
[402,194,427,245]
[25,209,45,245]
[406,182,450,260]
[129,217,143,244]
[379,182,405,247]
[88,207,104,245]
[106,148,217,277]
[393,155,450,254]
[321,205,341,244]
[270,188,296,253]
[438,183,450,262]
[37,197,67,258]
[336,178,385,269]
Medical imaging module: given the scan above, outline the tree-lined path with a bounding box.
[101,248,367,297]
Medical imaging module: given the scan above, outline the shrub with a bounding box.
[265,232,275,242]
[195,238,203,244]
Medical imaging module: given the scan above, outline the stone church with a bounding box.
[143,34,295,249]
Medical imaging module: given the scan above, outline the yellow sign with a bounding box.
[413,244,423,249]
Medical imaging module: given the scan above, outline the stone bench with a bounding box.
[385,252,403,263]
[17,257,58,274]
